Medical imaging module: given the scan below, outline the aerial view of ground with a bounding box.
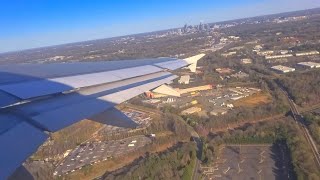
[202,144,295,180]
[2,5,320,180]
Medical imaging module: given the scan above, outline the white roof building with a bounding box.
[241,58,252,64]
[265,54,293,60]
[181,107,202,115]
[178,75,190,84]
[210,108,228,116]
[295,51,319,57]
[221,51,237,57]
[271,65,295,73]
[258,50,274,56]
[297,62,320,68]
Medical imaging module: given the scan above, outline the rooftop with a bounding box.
[271,65,295,73]
[297,62,320,68]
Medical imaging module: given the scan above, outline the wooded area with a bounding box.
[201,119,320,180]
[278,69,320,107]
[304,113,320,150]
[102,142,196,180]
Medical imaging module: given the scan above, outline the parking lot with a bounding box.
[99,108,153,136]
[202,144,295,180]
[54,135,152,176]
[206,87,260,108]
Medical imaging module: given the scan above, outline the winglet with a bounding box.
[183,54,206,72]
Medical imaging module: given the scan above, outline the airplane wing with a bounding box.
[0,54,205,179]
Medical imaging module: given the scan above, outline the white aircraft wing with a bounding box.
[0,54,205,179]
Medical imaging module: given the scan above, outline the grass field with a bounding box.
[234,92,272,107]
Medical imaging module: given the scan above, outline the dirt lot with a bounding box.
[234,92,272,107]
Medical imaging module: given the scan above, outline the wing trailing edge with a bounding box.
[0,55,205,179]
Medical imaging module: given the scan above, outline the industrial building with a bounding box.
[253,45,263,51]
[231,71,249,79]
[257,50,274,56]
[271,65,295,73]
[297,62,320,68]
[178,75,190,84]
[149,84,213,98]
[295,51,319,57]
[279,50,289,55]
[178,85,213,94]
[221,51,237,57]
[228,36,240,40]
[240,58,252,64]
[181,107,202,115]
[210,108,228,116]
[265,54,293,60]
[164,98,176,103]
[216,68,233,74]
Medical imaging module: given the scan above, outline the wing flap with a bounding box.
[0,55,208,179]
[90,107,138,128]
[0,65,163,100]
[15,73,177,132]
[0,114,48,180]
[155,60,189,70]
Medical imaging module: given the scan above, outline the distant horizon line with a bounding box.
[1,6,319,55]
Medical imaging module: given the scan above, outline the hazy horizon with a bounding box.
[1,0,319,53]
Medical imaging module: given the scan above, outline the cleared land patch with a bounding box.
[234,92,272,107]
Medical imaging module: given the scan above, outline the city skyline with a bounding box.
[0,0,319,53]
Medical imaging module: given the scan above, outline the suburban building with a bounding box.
[257,50,274,56]
[297,62,320,68]
[279,50,289,55]
[216,68,233,74]
[295,51,319,57]
[271,65,296,73]
[240,58,252,64]
[254,45,263,51]
[221,51,237,57]
[150,84,213,98]
[178,75,190,84]
[231,71,249,79]
[228,36,240,40]
[210,108,228,116]
[178,85,213,94]
[265,54,293,60]
[181,107,202,115]
[229,46,244,51]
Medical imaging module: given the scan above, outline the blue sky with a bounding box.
[0,0,319,53]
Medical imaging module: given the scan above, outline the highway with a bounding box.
[278,86,320,169]
[192,136,202,180]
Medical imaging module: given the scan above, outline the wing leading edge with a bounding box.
[0,54,205,179]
